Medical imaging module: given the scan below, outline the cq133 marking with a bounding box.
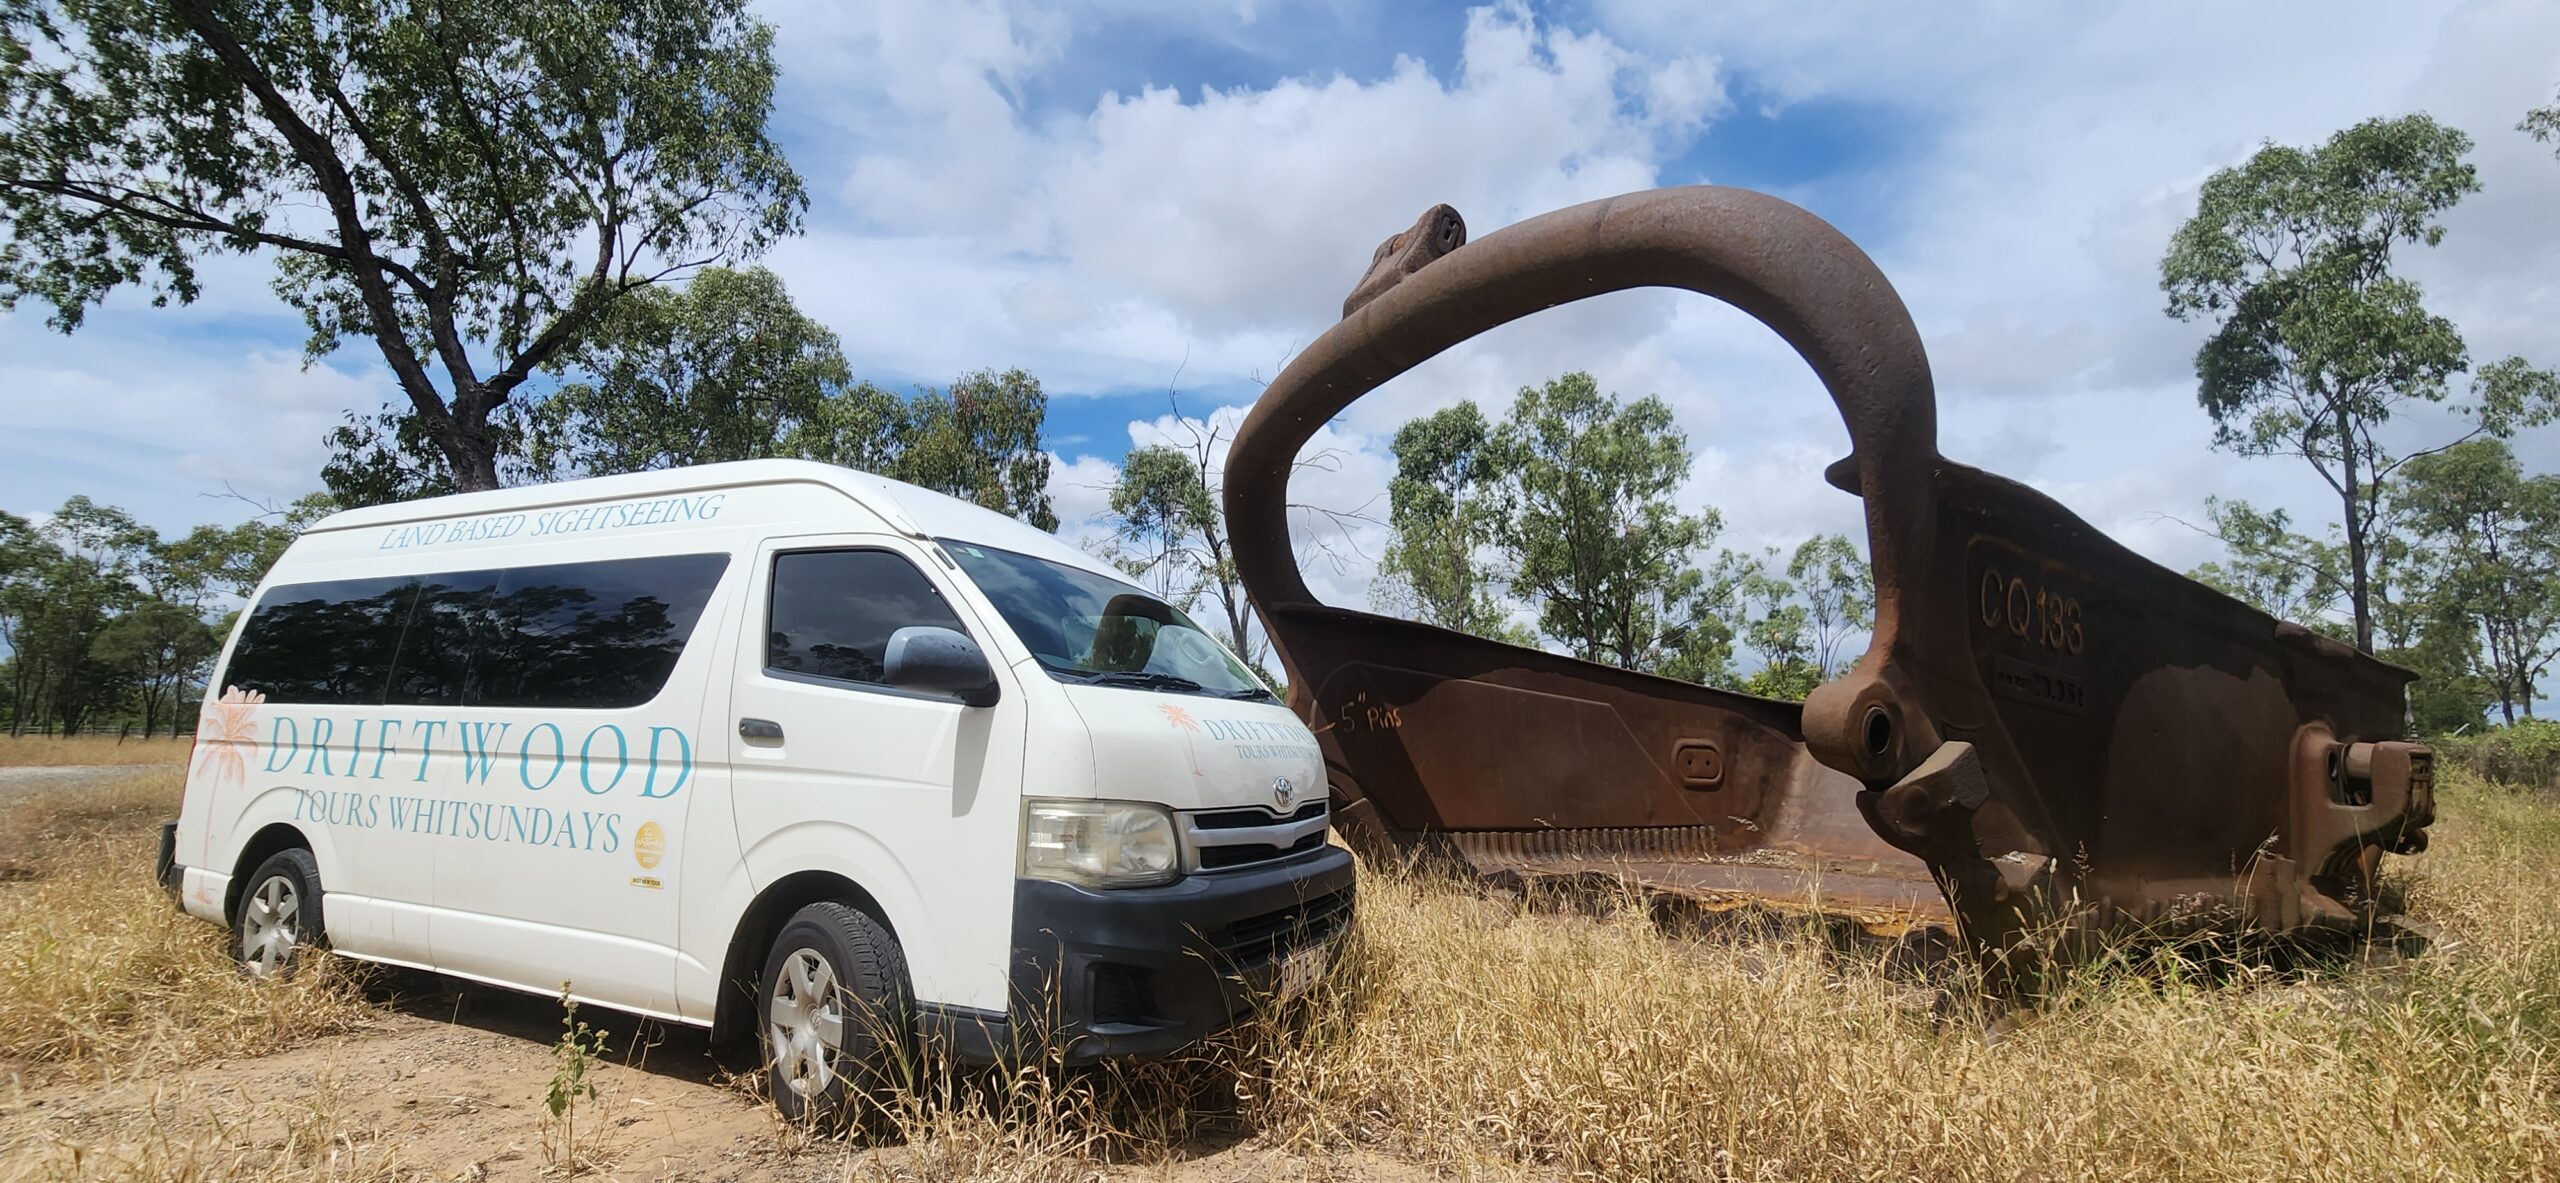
[1979,566,2084,656]
[1976,553,2089,714]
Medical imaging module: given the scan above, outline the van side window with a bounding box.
[234,553,729,709]
[767,550,965,686]
[225,576,422,705]
[384,571,498,706]
[478,554,732,709]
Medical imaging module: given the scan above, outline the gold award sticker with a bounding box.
[634,820,666,870]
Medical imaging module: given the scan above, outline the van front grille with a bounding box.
[1180,800,1331,874]
[1196,831,1327,870]
[1193,802,1327,831]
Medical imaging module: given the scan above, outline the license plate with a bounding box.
[1275,943,1327,1002]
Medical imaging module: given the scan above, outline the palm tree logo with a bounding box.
[1159,704,1206,778]
[194,686,263,789]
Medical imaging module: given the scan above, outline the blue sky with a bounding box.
[6,0,2560,634]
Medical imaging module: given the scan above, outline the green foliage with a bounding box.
[351,265,1060,530]
[2185,497,2349,630]
[2439,717,2560,790]
[1785,533,1871,679]
[1357,378,1882,699]
[1487,373,1726,675]
[2391,610,2497,737]
[542,986,610,1174]
[2160,113,2558,651]
[2397,440,2560,724]
[0,496,286,737]
[1701,549,1814,699]
[707,363,1058,533]
[1111,443,1218,602]
[528,266,851,477]
[2523,86,2560,157]
[0,0,806,490]
[323,404,534,508]
[1104,432,1268,675]
[89,598,217,739]
[877,368,1058,533]
[1372,401,1521,642]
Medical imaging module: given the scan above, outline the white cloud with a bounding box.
[761,0,1709,402]
[0,322,384,531]
[13,0,2560,666]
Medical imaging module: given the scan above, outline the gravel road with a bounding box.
[0,764,157,801]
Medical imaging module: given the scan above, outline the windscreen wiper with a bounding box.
[1047,667,1208,693]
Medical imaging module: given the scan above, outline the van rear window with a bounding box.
[225,553,730,709]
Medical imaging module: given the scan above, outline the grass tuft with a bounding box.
[0,771,374,1086]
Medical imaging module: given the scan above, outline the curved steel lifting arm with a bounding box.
[1226,185,1946,782]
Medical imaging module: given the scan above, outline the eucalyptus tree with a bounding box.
[1373,400,1518,641]
[2160,114,2556,651]
[528,266,852,477]
[1486,373,1725,677]
[2185,497,2350,633]
[1786,533,1871,679]
[1105,429,1282,684]
[0,0,807,491]
[879,368,1057,532]
[2399,440,2560,723]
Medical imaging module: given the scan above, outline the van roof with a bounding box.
[305,458,1121,580]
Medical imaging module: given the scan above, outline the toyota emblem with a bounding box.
[1271,776,1297,810]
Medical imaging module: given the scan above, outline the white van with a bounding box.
[158,460,1352,1121]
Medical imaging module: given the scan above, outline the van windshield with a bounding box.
[938,539,1275,701]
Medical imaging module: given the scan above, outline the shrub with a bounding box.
[2439,717,2560,791]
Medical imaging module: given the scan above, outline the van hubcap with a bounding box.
[241,875,301,978]
[768,948,846,1097]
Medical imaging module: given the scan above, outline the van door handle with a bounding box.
[738,718,784,742]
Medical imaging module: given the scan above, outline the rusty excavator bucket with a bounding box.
[1223,188,2436,974]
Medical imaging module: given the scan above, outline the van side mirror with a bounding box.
[883,626,1000,707]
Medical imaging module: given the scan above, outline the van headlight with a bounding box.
[1021,798,1180,888]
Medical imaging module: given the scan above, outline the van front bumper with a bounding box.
[933,846,1355,1065]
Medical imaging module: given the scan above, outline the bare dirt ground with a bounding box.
[3,964,1453,1182]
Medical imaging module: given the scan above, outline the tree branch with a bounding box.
[167,0,453,436]
[9,175,360,268]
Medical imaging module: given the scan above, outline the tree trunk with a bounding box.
[447,399,503,493]
[2336,405,2373,653]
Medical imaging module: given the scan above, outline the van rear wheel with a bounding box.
[235,848,325,979]
[759,902,913,1130]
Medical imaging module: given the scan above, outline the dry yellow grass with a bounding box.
[1220,766,2560,1181]
[872,767,2560,1181]
[1,764,2554,1181]
[0,734,192,767]
[0,770,373,1085]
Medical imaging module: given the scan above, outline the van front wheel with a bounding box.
[759,902,913,1129]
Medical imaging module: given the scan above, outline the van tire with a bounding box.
[234,848,325,979]
[759,902,914,1130]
